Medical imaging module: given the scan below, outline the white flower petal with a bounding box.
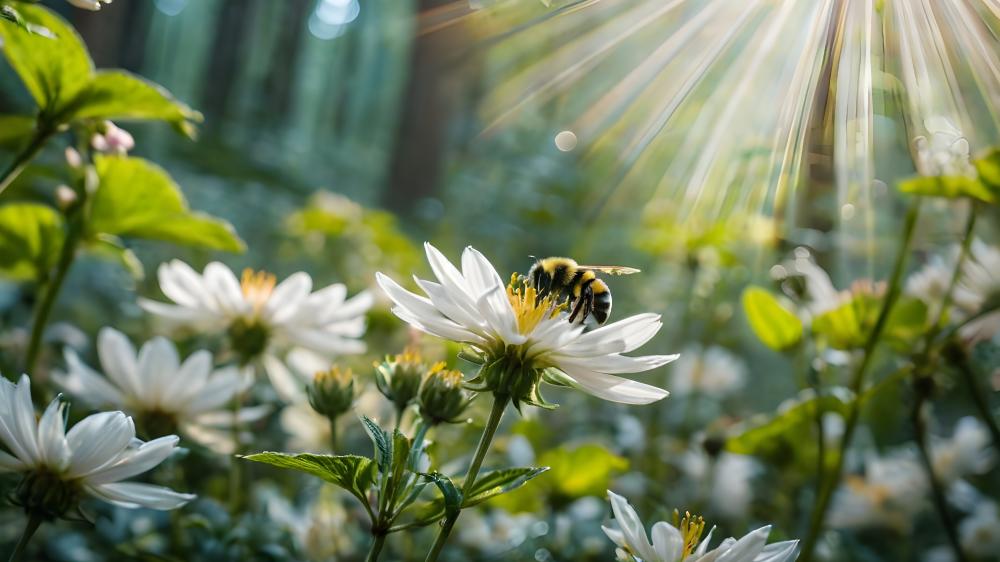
[204,262,248,316]
[651,521,684,562]
[0,449,25,472]
[137,337,180,405]
[56,349,125,406]
[85,482,195,510]
[754,540,800,562]
[555,353,679,375]
[36,399,71,471]
[98,328,143,398]
[66,411,136,477]
[159,260,212,310]
[561,365,669,405]
[84,435,180,485]
[9,375,41,466]
[607,491,658,562]
[184,366,248,414]
[266,272,313,323]
[263,354,307,402]
[715,525,771,561]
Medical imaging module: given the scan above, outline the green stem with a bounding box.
[0,125,53,198]
[929,207,977,338]
[7,513,42,562]
[364,532,387,562]
[946,344,1000,452]
[24,212,83,375]
[329,416,339,452]
[912,391,968,562]
[799,200,922,562]
[424,394,509,562]
[807,354,826,499]
[228,387,249,513]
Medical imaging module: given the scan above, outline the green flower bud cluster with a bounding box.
[307,367,356,420]
[374,347,427,413]
[14,470,80,520]
[417,363,471,426]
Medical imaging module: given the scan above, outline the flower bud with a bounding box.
[418,363,470,425]
[14,470,80,520]
[374,348,426,411]
[55,185,78,211]
[91,121,135,155]
[64,147,82,168]
[227,317,271,363]
[307,367,355,419]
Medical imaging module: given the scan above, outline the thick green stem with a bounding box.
[424,394,509,562]
[7,513,42,562]
[364,532,387,562]
[912,391,968,562]
[24,214,83,375]
[329,416,339,452]
[799,200,921,562]
[0,125,53,198]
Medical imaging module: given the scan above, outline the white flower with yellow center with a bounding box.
[930,416,996,484]
[602,491,799,562]
[953,239,1000,342]
[139,260,373,401]
[828,451,928,531]
[54,328,267,454]
[0,375,194,518]
[375,243,674,407]
[670,346,746,398]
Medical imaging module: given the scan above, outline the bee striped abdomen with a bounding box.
[590,280,612,324]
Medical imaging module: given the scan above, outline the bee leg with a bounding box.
[579,287,594,324]
[568,293,587,323]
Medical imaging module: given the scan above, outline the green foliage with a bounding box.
[0,114,36,149]
[425,473,463,519]
[0,202,62,280]
[241,452,377,508]
[742,286,803,352]
[0,4,199,133]
[975,148,1000,199]
[361,416,393,473]
[897,174,995,204]
[462,467,548,507]
[811,293,927,350]
[87,155,244,252]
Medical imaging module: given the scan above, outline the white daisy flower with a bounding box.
[953,239,1000,342]
[679,446,759,520]
[602,491,799,562]
[375,243,675,407]
[53,328,267,454]
[670,346,746,398]
[931,416,996,484]
[827,450,928,531]
[906,253,956,322]
[139,260,373,401]
[959,498,1000,559]
[913,116,974,177]
[0,375,194,517]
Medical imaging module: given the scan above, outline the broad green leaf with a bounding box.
[0,202,63,280]
[812,293,928,351]
[241,452,376,503]
[62,70,201,137]
[742,286,803,351]
[361,416,392,473]
[86,234,144,280]
[463,467,548,507]
[897,174,995,204]
[974,148,1000,197]
[883,296,929,349]
[87,155,244,252]
[0,114,37,150]
[0,4,92,112]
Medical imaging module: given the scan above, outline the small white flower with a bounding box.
[140,260,373,401]
[457,508,537,556]
[91,121,135,155]
[376,243,675,407]
[959,498,1000,558]
[906,253,956,321]
[54,328,265,454]
[602,491,799,562]
[777,250,849,319]
[66,0,112,10]
[280,401,332,453]
[0,375,194,515]
[670,346,746,398]
[828,451,927,531]
[679,446,759,520]
[913,116,974,177]
[931,416,996,484]
[953,239,1000,342]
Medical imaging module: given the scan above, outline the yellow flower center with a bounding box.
[673,510,707,560]
[506,274,563,335]
[427,362,463,387]
[240,268,277,313]
[314,366,353,386]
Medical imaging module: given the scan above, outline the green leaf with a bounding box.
[0,203,63,281]
[463,467,549,507]
[87,155,244,252]
[0,4,92,112]
[883,296,929,349]
[812,292,928,351]
[742,286,803,351]
[361,416,392,474]
[426,473,462,519]
[62,70,201,137]
[0,114,37,150]
[241,452,377,504]
[897,174,995,204]
[974,148,1000,198]
[86,234,144,280]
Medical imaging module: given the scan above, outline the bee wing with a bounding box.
[576,265,641,275]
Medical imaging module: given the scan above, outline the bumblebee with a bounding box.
[526,257,639,325]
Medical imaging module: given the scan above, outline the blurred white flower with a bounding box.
[930,416,996,484]
[777,250,849,319]
[66,0,112,10]
[615,414,646,452]
[828,451,927,531]
[603,491,799,562]
[913,117,974,177]
[953,239,1000,342]
[0,375,194,514]
[906,253,956,321]
[280,401,331,453]
[376,243,675,406]
[670,346,746,398]
[140,260,373,401]
[55,327,264,454]
[679,447,759,520]
[457,508,537,556]
[960,498,1000,559]
[261,485,359,560]
[91,121,134,154]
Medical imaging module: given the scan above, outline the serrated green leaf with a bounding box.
[87,155,244,252]
[61,70,201,137]
[897,174,995,204]
[0,202,63,280]
[361,416,392,474]
[463,467,548,507]
[241,452,377,504]
[0,4,92,112]
[742,286,803,351]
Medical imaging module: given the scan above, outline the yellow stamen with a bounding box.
[314,366,353,386]
[426,362,463,387]
[506,273,563,335]
[673,510,707,560]
[240,268,277,312]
